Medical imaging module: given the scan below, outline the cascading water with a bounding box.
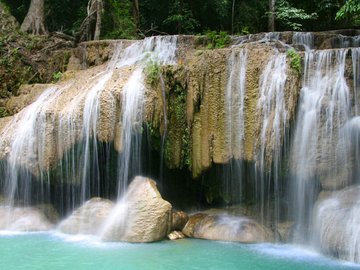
[290,48,352,241]
[1,85,65,208]
[310,48,360,262]
[255,52,288,228]
[98,36,178,238]
[224,48,248,201]
[293,32,314,51]
[115,35,177,196]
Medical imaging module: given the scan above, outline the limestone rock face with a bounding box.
[0,206,53,231]
[58,197,114,235]
[312,185,360,262]
[101,176,172,242]
[183,213,274,243]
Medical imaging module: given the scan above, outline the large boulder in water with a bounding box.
[182,213,274,243]
[58,197,114,235]
[101,176,172,242]
[0,206,53,231]
[312,185,360,262]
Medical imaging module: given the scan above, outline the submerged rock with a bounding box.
[58,197,114,235]
[0,206,53,231]
[312,185,360,262]
[183,213,274,243]
[101,176,172,242]
[167,230,186,240]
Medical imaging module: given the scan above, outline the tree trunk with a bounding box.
[76,0,103,42]
[231,0,236,34]
[21,0,47,35]
[133,0,140,33]
[94,0,103,40]
[268,0,275,32]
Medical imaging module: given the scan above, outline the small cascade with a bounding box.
[335,34,360,48]
[255,52,288,228]
[224,48,248,200]
[54,43,123,213]
[115,35,177,196]
[353,48,360,114]
[117,68,145,195]
[293,32,314,50]
[291,49,352,241]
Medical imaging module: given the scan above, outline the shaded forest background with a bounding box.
[2,0,360,40]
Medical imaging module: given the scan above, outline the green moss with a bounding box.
[287,48,302,74]
[52,71,62,82]
[164,80,190,169]
[146,122,161,151]
[144,59,160,86]
[0,107,9,118]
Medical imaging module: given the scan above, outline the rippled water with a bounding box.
[0,233,359,270]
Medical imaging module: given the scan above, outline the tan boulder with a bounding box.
[101,176,172,242]
[58,197,114,235]
[0,206,53,231]
[183,213,274,243]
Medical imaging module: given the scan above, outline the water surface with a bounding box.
[0,232,359,270]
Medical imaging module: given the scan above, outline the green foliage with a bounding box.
[144,60,160,86]
[163,0,199,34]
[336,0,360,25]
[287,48,302,74]
[275,0,317,30]
[52,71,62,82]
[205,30,230,49]
[101,0,137,39]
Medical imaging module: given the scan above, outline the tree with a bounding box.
[20,0,47,34]
[133,0,140,33]
[76,0,103,42]
[268,0,275,31]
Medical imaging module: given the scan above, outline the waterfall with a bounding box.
[291,48,352,241]
[0,36,178,218]
[224,48,248,201]
[293,32,314,51]
[255,52,288,228]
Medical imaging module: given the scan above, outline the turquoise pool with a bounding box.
[0,232,358,270]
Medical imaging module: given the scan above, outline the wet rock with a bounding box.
[183,212,274,243]
[171,210,189,231]
[276,221,294,242]
[313,185,360,262]
[58,197,114,235]
[101,176,172,242]
[167,230,185,240]
[0,206,53,231]
[34,204,60,224]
